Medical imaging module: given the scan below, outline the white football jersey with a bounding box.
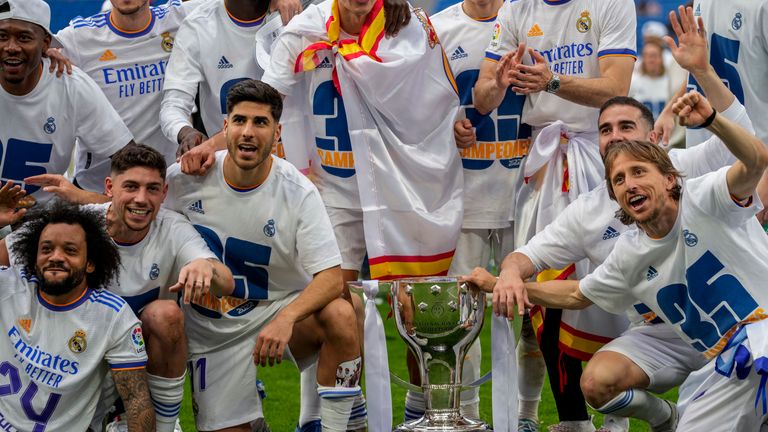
[56,0,198,167]
[163,0,267,138]
[262,26,361,209]
[432,3,531,228]
[581,167,768,358]
[629,72,670,119]
[0,59,132,200]
[164,151,341,353]
[86,203,216,314]
[485,0,637,133]
[687,0,768,145]
[519,99,749,323]
[0,268,146,432]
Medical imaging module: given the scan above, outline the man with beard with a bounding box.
[164,80,363,432]
[0,200,154,431]
[1,143,236,432]
[0,0,134,200]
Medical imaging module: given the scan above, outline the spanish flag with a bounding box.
[289,1,463,281]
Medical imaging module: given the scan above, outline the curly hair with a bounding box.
[10,200,120,289]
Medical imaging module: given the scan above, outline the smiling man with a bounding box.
[0,143,235,432]
[463,7,762,431]
[164,80,363,432]
[0,0,134,200]
[0,202,153,431]
[468,90,768,431]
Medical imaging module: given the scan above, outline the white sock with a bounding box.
[147,372,185,432]
[593,389,671,427]
[318,385,361,431]
[347,393,367,430]
[404,390,426,421]
[298,363,321,428]
[517,315,544,420]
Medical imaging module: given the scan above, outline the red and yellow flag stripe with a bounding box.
[294,0,386,82]
[369,250,455,280]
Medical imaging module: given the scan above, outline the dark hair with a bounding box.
[111,142,167,179]
[11,201,120,289]
[226,80,283,122]
[599,96,655,132]
[603,140,684,225]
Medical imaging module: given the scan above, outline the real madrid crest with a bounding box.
[161,31,174,53]
[263,219,276,237]
[732,12,743,31]
[576,10,592,33]
[414,8,439,49]
[44,117,56,134]
[68,329,87,354]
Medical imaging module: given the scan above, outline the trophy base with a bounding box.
[393,414,492,431]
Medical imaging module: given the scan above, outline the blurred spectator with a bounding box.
[631,36,687,147]
[637,0,661,16]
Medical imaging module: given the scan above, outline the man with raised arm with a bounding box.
[472,1,637,428]
[465,7,758,431]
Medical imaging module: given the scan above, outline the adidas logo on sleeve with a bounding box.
[646,266,658,281]
[217,56,234,69]
[602,226,620,240]
[187,200,205,214]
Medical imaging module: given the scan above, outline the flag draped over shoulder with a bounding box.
[290,0,464,280]
[519,122,627,359]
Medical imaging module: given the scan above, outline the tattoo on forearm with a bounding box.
[112,369,156,431]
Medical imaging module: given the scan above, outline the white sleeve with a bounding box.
[73,70,133,157]
[162,163,184,213]
[54,26,81,66]
[161,20,203,96]
[686,167,761,225]
[296,187,342,275]
[669,99,753,178]
[516,198,588,271]
[106,307,148,370]
[578,246,634,314]
[596,0,637,59]
[484,1,515,62]
[160,89,197,143]
[169,213,217,268]
[262,31,307,97]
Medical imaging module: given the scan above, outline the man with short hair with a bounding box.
[0,200,154,431]
[473,1,638,428]
[0,0,134,199]
[464,7,757,430]
[2,143,236,432]
[508,122,768,430]
[164,79,363,432]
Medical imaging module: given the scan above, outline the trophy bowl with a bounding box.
[391,277,491,431]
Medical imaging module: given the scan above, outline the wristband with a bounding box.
[696,108,717,129]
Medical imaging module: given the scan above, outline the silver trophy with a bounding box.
[391,277,490,431]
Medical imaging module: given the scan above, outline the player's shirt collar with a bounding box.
[542,0,573,5]
[225,5,267,28]
[106,9,156,38]
[37,287,92,312]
